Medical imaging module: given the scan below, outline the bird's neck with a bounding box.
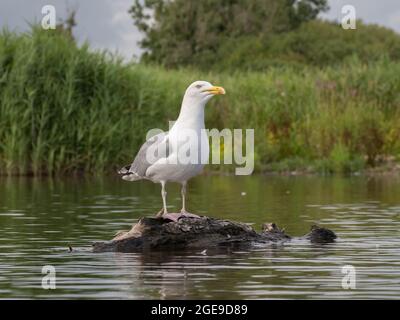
[175,98,206,128]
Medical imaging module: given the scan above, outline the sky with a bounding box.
[0,0,399,60]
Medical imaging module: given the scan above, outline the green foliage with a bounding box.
[0,27,176,175]
[130,0,329,68]
[129,1,400,70]
[328,144,361,174]
[219,20,400,70]
[1,27,399,175]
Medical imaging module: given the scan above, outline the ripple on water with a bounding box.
[1,176,400,299]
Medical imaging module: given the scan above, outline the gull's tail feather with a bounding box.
[118,165,142,181]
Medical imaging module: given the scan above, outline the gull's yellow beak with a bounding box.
[204,86,226,95]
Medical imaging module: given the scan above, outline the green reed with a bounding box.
[0,27,399,175]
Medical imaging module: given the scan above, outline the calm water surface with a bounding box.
[0,175,399,299]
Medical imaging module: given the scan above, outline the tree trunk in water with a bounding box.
[92,215,337,253]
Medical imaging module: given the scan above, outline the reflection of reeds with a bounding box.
[1,27,399,175]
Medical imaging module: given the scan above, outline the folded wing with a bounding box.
[118,131,169,181]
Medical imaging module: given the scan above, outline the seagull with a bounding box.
[118,81,225,221]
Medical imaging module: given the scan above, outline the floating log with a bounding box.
[92,215,337,253]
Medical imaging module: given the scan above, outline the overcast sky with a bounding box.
[0,0,399,60]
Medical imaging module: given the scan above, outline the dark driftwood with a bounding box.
[92,215,337,253]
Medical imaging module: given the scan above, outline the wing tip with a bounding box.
[118,165,142,181]
[118,165,131,175]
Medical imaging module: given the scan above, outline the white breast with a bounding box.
[145,124,209,183]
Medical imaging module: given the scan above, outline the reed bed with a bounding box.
[1,27,399,175]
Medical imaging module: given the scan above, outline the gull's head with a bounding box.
[183,80,226,105]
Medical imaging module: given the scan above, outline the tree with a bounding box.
[56,7,77,41]
[129,0,329,67]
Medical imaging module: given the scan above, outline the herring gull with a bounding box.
[118,81,225,221]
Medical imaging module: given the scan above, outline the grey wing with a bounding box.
[118,131,169,181]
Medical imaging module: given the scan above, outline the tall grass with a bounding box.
[1,27,399,175]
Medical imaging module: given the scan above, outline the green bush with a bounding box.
[192,20,400,71]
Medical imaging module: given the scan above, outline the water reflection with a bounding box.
[0,175,399,299]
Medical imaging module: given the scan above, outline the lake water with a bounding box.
[0,175,399,299]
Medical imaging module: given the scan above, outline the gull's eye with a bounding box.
[195,84,203,89]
